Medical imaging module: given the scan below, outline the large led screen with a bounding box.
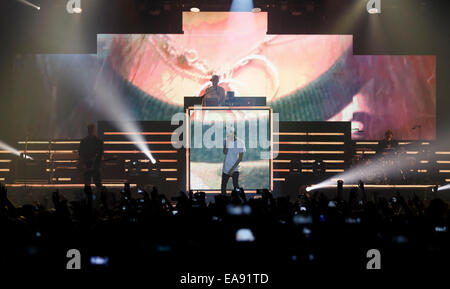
[11,12,436,140]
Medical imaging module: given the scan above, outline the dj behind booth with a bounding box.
[184,93,267,109]
[184,74,266,109]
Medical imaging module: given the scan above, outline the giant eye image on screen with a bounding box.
[187,108,272,191]
[11,12,435,141]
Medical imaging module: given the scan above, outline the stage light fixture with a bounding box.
[306,141,442,193]
[87,56,157,165]
[190,7,200,12]
[437,184,450,192]
[252,7,261,13]
[16,0,40,10]
[0,141,33,160]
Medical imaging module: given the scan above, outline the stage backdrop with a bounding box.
[10,12,435,141]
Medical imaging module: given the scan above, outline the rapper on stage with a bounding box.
[78,123,104,188]
[221,126,246,194]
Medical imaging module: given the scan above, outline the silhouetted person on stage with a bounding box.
[377,129,401,183]
[221,126,245,194]
[201,75,226,106]
[79,123,103,189]
[377,129,398,156]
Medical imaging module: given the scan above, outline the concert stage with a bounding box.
[1,2,450,278]
[1,119,449,206]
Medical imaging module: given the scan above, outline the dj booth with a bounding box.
[183,96,267,109]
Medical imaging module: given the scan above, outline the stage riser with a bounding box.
[273,122,350,185]
[1,121,449,191]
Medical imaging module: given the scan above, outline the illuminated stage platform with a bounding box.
[1,118,449,205]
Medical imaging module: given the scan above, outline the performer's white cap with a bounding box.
[225,124,235,137]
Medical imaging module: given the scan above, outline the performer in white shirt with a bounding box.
[221,126,246,194]
[201,75,226,106]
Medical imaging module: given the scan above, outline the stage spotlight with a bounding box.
[16,0,40,10]
[19,153,33,160]
[437,184,450,192]
[0,140,33,160]
[190,7,200,12]
[90,57,157,165]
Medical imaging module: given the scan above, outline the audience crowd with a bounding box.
[1,182,449,274]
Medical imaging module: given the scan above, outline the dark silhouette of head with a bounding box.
[210,75,219,86]
[384,129,393,141]
[87,123,96,136]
